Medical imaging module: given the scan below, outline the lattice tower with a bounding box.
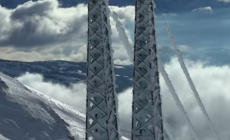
[86,0,119,140]
[132,0,164,140]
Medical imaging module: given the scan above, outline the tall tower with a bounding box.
[86,0,120,140]
[132,0,164,140]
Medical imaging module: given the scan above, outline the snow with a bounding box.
[77,70,82,73]
[114,65,125,69]
[164,19,220,140]
[77,70,86,76]
[157,57,199,140]
[0,72,129,140]
[0,72,84,140]
[57,62,79,67]
[0,134,10,140]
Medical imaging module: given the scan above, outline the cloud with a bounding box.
[0,0,87,48]
[0,44,88,62]
[0,0,134,64]
[156,6,230,65]
[16,57,230,140]
[154,0,230,13]
[117,58,230,140]
[110,6,134,23]
[192,6,212,12]
[0,0,90,62]
[0,0,229,66]
[17,72,87,111]
[218,0,230,3]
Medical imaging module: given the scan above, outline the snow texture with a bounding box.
[0,134,10,140]
[111,11,133,62]
[157,57,200,140]
[163,19,220,140]
[0,72,129,140]
[0,72,84,140]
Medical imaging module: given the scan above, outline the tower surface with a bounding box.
[86,0,120,140]
[132,0,164,140]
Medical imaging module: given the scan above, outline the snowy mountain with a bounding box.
[0,72,129,140]
[0,59,133,93]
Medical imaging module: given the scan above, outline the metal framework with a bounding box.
[86,0,119,140]
[132,0,164,140]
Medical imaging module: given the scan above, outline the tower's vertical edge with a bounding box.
[132,0,164,140]
[86,0,120,140]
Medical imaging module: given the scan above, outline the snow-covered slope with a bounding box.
[0,59,133,93]
[0,72,129,140]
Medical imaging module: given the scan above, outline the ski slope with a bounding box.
[0,72,129,140]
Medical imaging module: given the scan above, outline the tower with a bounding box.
[132,0,164,140]
[86,0,120,140]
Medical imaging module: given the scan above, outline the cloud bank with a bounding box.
[17,72,87,112]
[17,57,230,140]
[118,58,230,140]
[0,0,134,65]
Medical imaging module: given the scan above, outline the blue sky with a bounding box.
[1,0,230,13]
[0,0,229,66]
[156,7,230,65]
[0,0,230,65]
[116,4,230,65]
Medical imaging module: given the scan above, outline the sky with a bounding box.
[1,0,230,140]
[0,0,229,65]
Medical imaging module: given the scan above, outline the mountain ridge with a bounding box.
[0,59,133,93]
[0,72,130,140]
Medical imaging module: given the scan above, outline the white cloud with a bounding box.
[118,58,230,140]
[0,0,134,65]
[110,6,135,23]
[0,0,89,62]
[16,57,230,140]
[17,72,87,111]
[218,0,230,3]
[177,45,190,52]
[162,13,178,16]
[192,6,212,12]
[0,0,229,66]
[0,0,88,47]
[160,58,230,140]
